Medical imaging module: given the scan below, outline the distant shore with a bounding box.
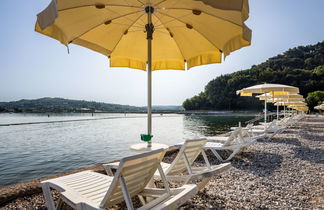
[1,115,323,209]
[0,110,260,115]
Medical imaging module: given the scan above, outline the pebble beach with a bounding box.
[0,115,323,209]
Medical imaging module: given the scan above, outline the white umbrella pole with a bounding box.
[264,93,267,123]
[146,6,153,148]
[277,104,279,120]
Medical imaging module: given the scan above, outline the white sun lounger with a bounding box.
[157,139,231,188]
[250,120,286,139]
[206,128,246,142]
[104,139,231,191]
[204,128,258,162]
[42,149,197,210]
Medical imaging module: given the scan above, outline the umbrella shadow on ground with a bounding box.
[306,118,324,123]
[292,147,324,164]
[300,132,324,142]
[308,127,324,133]
[230,151,283,177]
[257,137,302,146]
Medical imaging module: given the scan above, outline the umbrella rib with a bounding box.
[112,22,144,29]
[160,8,243,28]
[69,11,142,43]
[158,11,223,52]
[153,14,186,62]
[154,0,186,24]
[103,6,141,26]
[154,12,192,28]
[135,0,145,6]
[58,4,142,12]
[109,13,146,53]
[154,0,168,7]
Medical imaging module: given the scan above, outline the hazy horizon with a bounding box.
[1,0,324,106]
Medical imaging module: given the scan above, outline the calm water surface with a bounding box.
[0,113,253,188]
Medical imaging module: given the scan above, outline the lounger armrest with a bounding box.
[142,184,198,210]
[102,162,120,176]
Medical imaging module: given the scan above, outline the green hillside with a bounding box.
[0,98,184,113]
[0,98,144,113]
[183,41,324,111]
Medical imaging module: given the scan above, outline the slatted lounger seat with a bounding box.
[42,149,198,210]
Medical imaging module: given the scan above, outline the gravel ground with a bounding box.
[1,115,323,209]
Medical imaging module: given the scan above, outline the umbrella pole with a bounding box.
[264,93,267,124]
[277,104,279,120]
[146,6,154,148]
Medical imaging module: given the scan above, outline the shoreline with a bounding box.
[1,115,323,209]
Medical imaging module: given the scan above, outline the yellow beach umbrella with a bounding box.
[275,101,306,106]
[36,0,252,148]
[236,84,299,123]
[288,105,308,112]
[256,93,303,101]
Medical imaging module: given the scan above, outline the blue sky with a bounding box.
[0,0,323,106]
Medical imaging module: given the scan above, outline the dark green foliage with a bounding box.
[182,92,211,110]
[183,41,324,110]
[306,91,324,110]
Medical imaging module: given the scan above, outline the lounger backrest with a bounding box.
[223,128,243,146]
[166,139,207,176]
[100,149,165,208]
[265,120,276,131]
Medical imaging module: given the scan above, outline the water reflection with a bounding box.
[183,115,254,136]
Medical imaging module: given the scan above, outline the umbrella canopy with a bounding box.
[256,93,304,102]
[236,84,299,96]
[36,0,251,147]
[36,0,251,70]
[236,83,299,122]
[288,105,308,112]
[275,101,306,106]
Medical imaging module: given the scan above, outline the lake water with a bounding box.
[0,113,254,188]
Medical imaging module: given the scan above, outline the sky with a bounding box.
[0,0,324,106]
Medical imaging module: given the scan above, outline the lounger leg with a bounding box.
[210,148,226,162]
[42,183,56,210]
[145,177,156,202]
[197,177,211,191]
[56,198,63,210]
[138,195,146,205]
[224,149,241,162]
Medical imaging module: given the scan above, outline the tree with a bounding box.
[306,91,324,110]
